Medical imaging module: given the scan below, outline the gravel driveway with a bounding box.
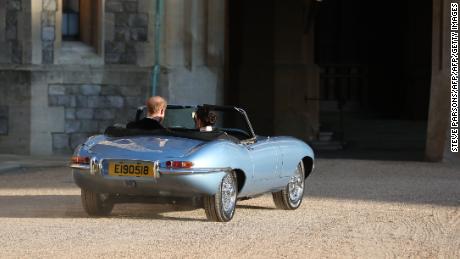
[0,159,458,258]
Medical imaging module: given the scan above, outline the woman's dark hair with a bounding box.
[195,106,217,126]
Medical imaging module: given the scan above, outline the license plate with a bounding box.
[108,161,155,178]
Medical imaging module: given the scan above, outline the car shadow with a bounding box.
[0,195,207,222]
[236,204,276,210]
[303,159,460,207]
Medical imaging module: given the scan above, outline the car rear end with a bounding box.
[70,135,227,198]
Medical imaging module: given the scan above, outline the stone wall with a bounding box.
[0,70,31,154]
[41,0,57,64]
[0,0,226,156]
[0,0,25,64]
[105,0,151,65]
[0,106,8,135]
[157,0,226,105]
[43,68,150,154]
[0,67,151,155]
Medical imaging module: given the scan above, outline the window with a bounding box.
[62,0,80,41]
[59,0,103,64]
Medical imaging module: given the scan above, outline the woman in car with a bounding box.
[193,106,217,132]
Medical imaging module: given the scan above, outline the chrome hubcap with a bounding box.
[221,173,237,215]
[288,163,304,205]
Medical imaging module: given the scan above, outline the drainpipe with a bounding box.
[152,0,164,96]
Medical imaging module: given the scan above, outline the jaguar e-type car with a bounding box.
[70,105,315,222]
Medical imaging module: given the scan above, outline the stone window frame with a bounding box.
[55,0,106,64]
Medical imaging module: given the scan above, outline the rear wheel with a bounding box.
[204,172,237,222]
[81,189,114,216]
[272,161,305,210]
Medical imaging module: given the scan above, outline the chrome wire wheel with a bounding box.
[272,161,305,210]
[287,162,305,207]
[204,171,238,222]
[221,173,237,217]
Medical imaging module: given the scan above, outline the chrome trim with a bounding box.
[153,160,160,179]
[159,167,232,175]
[71,155,230,176]
[70,164,90,170]
[234,107,256,139]
[90,157,102,175]
[101,158,159,166]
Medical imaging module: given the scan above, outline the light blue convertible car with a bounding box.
[70,105,314,222]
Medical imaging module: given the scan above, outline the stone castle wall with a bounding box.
[0,0,225,155]
[41,0,57,64]
[44,68,151,154]
[0,70,31,154]
[105,0,151,65]
[0,0,27,64]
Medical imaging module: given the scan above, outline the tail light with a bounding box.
[71,156,90,165]
[165,161,194,169]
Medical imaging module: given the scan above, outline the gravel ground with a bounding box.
[0,159,459,258]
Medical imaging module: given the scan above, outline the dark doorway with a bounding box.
[315,0,433,160]
[227,0,275,136]
[227,0,432,160]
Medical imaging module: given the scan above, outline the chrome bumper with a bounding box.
[72,168,227,197]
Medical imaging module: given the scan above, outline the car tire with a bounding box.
[204,172,238,222]
[272,161,305,210]
[81,188,114,216]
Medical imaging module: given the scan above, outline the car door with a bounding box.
[245,136,279,182]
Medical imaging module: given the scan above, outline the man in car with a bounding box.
[126,96,167,130]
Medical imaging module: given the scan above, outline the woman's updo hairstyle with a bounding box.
[195,106,217,126]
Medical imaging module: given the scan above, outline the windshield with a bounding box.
[161,105,254,140]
